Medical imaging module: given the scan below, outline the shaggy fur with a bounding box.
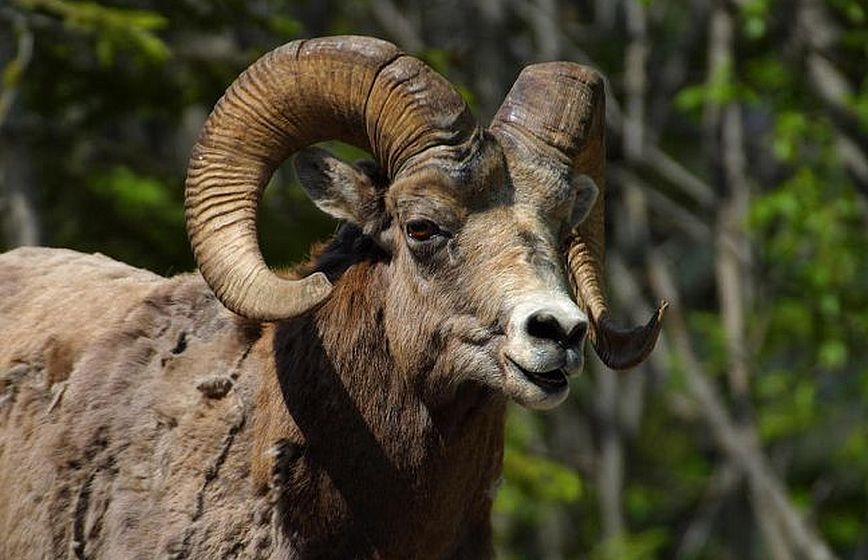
[0,41,659,559]
[0,243,505,559]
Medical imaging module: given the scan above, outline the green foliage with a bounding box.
[687,312,727,376]
[731,15,868,547]
[495,408,583,523]
[88,165,183,244]
[90,165,178,218]
[749,167,868,371]
[628,400,713,518]
[740,0,772,39]
[674,61,757,115]
[590,529,670,560]
[493,407,587,558]
[828,0,867,25]
[851,77,868,129]
[836,415,868,480]
[756,374,817,441]
[267,14,302,38]
[821,510,863,549]
[15,0,170,65]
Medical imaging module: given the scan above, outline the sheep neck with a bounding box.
[253,260,505,559]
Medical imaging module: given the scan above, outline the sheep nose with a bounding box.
[525,309,588,349]
[505,295,589,375]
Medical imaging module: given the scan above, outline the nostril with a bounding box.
[565,321,588,348]
[524,310,588,348]
[526,312,567,343]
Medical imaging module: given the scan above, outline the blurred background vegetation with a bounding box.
[1,0,866,558]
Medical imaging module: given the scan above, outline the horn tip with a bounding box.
[290,271,334,314]
[308,271,334,294]
[593,303,666,371]
[224,271,334,322]
[658,300,670,317]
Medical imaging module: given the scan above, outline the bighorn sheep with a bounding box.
[0,36,664,558]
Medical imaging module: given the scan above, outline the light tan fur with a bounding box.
[0,245,505,558]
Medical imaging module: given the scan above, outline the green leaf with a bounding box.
[591,529,670,560]
[674,84,706,113]
[739,0,771,39]
[15,0,170,64]
[819,339,848,369]
[268,15,302,38]
[495,409,583,523]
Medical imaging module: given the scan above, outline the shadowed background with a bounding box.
[1,1,866,558]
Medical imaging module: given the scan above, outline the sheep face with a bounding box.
[294,141,598,410]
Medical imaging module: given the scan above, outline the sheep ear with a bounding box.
[294,147,380,225]
[570,174,599,227]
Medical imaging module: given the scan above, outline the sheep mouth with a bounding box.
[506,358,568,392]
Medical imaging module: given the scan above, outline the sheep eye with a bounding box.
[406,219,440,242]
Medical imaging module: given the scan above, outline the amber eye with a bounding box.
[405,219,440,242]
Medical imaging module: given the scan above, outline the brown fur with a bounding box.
[0,243,505,558]
[0,135,592,558]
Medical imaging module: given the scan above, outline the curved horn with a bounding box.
[186,36,479,320]
[490,62,665,370]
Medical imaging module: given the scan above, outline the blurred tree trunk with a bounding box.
[0,10,40,249]
[1,140,40,248]
[594,358,625,540]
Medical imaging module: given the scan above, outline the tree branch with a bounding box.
[0,10,33,130]
[676,463,741,559]
[593,357,625,539]
[796,0,868,193]
[715,103,753,409]
[648,254,838,560]
[623,0,648,163]
[704,1,753,415]
[611,165,712,241]
[368,0,424,52]
[0,10,40,249]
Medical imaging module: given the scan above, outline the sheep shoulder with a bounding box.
[0,247,275,558]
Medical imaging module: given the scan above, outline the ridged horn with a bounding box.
[185,36,479,320]
[490,62,665,370]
